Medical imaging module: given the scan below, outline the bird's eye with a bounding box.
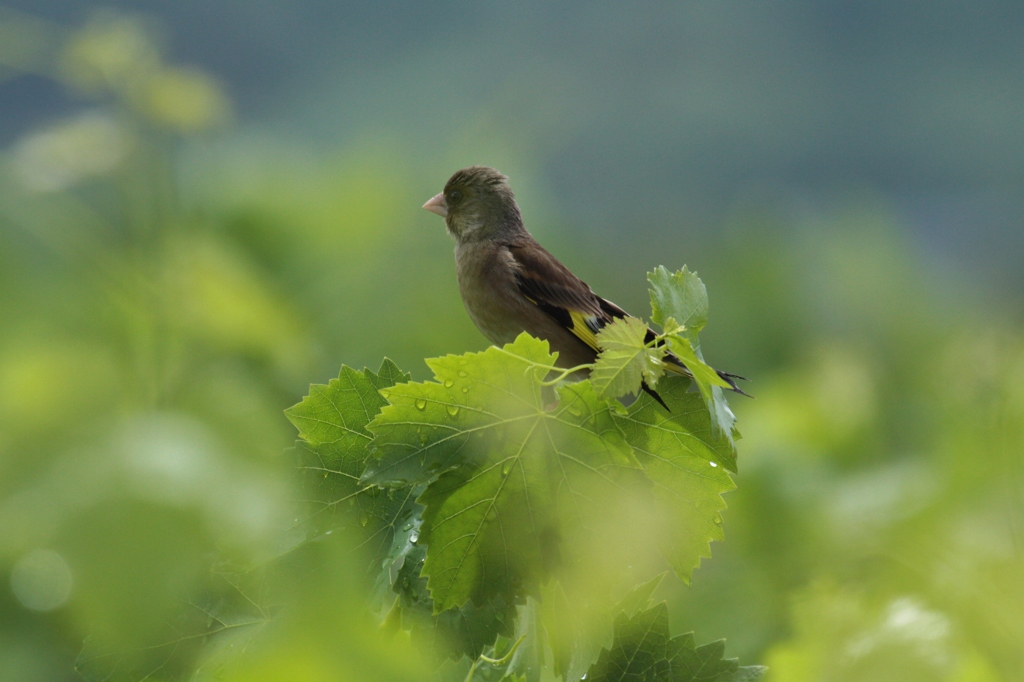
[448,190,462,203]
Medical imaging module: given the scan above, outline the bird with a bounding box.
[422,165,745,406]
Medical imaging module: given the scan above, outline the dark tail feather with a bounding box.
[641,372,749,411]
[717,370,753,398]
[640,380,670,411]
[664,352,753,399]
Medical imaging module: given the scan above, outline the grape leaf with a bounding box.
[591,316,666,399]
[541,573,668,681]
[586,602,767,682]
[364,334,646,612]
[419,377,645,612]
[663,327,737,443]
[361,334,562,486]
[287,360,418,587]
[612,376,735,582]
[390,539,517,661]
[541,579,607,681]
[506,597,546,681]
[648,266,708,341]
[285,359,408,453]
[615,572,668,617]
[366,358,412,391]
[587,602,669,681]
[663,325,731,395]
[648,267,738,443]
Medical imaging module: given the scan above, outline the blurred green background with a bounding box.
[1,2,1022,681]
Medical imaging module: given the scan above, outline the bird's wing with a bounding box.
[505,241,749,396]
[506,241,678,407]
[506,242,622,353]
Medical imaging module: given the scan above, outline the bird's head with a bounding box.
[422,166,523,242]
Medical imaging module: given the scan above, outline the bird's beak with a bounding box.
[422,193,448,217]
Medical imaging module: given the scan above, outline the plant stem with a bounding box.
[464,634,526,682]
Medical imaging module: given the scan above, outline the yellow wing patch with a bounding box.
[663,360,692,377]
[568,310,601,351]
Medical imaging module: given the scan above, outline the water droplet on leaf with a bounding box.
[415,399,427,410]
[444,379,454,388]
[446,404,460,417]
[457,370,468,377]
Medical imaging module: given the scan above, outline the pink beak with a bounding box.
[422,192,448,217]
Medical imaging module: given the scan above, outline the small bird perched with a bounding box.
[422,166,744,402]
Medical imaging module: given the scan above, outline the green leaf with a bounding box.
[420,381,644,612]
[591,316,666,399]
[614,572,668,617]
[365,334,646,612]
[506,597,546,681]
[586,603,767,682]
[663,330,737,444]
[391,539,517,661]
[367,357,412,391]
[541,579,605,681]
[614,373,735,471]
[540,573,666,681]
[587,602,669,682]
[648,265,708,338]
[300,436,422,585]
[286,358,409,454]
[362,333,558,486]
[287,359,418,585]
[664,327,731,393]
[612,376,736,582]
[665,636,767,682]
[648,267,738,445]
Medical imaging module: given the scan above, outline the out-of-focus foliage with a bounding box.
[1,5,1022,682]
[587,601,765,682]
[286,303,745,680]
[665,220,1024,682]
[0,10,433,682]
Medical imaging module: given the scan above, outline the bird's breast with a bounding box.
[454,243,532,346]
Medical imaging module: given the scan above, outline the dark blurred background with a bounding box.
[1,2,1021,681]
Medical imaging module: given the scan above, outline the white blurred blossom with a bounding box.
[10,548,73,612]
[12,112,127,192]
[845,597,952,667]
[117,412,285,543]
